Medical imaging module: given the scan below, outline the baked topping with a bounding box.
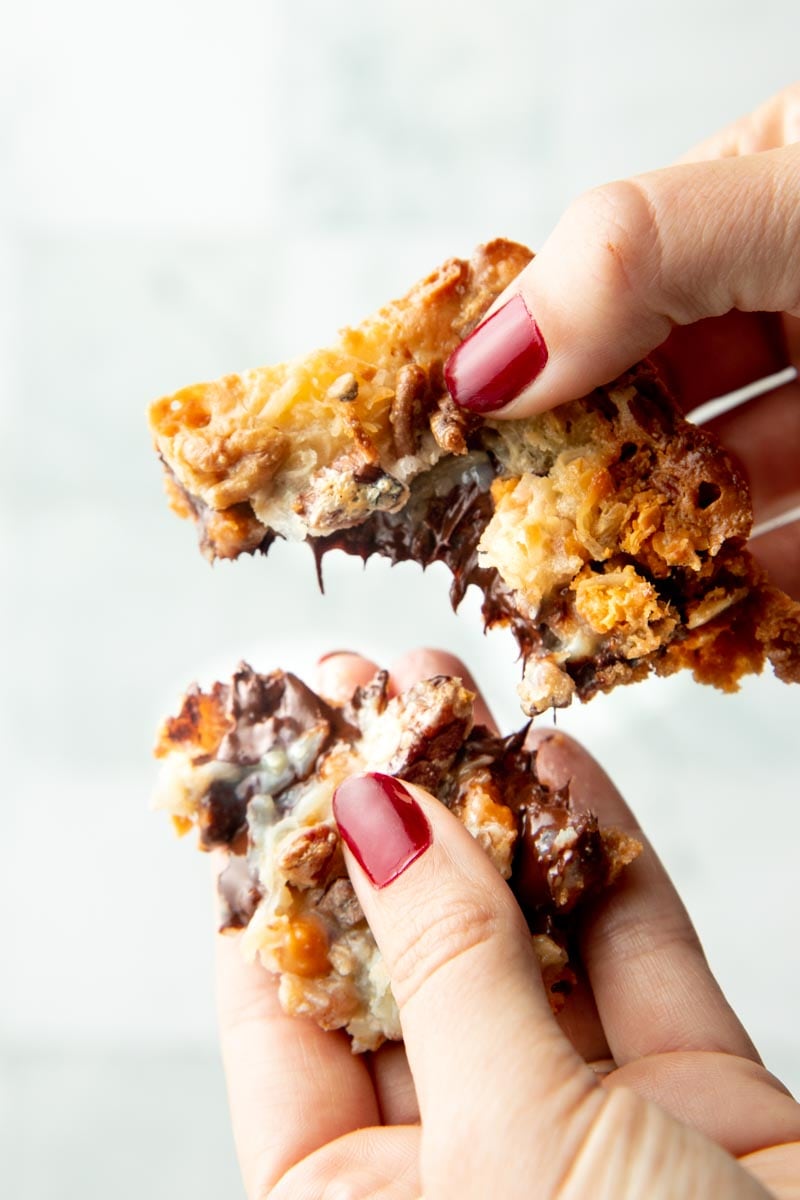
[155,665,641,1051]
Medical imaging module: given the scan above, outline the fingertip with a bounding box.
[316,648,360,665]
[314,651,383,703]
[389,646,470,683]
[388,648,497,731]
[528,729,632,828]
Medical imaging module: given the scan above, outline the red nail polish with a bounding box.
[445,294,548,413]
[333,773,432,888]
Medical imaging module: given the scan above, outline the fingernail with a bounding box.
[444,294,548,413]
[316,649,358,666]
[333,773,432,888]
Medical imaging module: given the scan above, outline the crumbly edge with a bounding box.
[154,666,642,1051]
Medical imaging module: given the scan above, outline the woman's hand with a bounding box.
[216,650,800,1198]
[444,84,800,599]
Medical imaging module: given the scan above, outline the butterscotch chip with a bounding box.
[149,241,800,712]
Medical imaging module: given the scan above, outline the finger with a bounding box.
[677,82,800,162]
[315,651,385,704]
[269,1125,421,1200]
[605,1051,800,1159]
[750,518,800,602]
[647,310,791,415]
[214,896,379,1198]
[389,647,498,731]
[326,649,609,1071]
[784,311,800,360]
[369,1042,419,1127]
[356,649,610,1068]
[704,380,800,526]
[444,147,800,417]
[527,730,761,1066]
[315,650,499,733]
[314,646,502,1131]
[553,958,612,1067]
[741,1142,800,1200]
[332,772,601,1192]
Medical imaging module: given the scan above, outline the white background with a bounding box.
[3,3,799,1196]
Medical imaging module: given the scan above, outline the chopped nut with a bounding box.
[390,363,429,459]
[386,676,474,788]
[156,664,645,1052]
[318,878,365,929]
[429,392,472,455]
[326,372,359,403]
[276,824,339,889]
[531,932,576,1012]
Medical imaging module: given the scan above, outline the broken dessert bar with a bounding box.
[154,664,641,1051]
[149,240,800,713]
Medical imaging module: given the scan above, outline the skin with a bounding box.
[216,647,800,1200]
[215,90,800,1197]
[475,84,800,600]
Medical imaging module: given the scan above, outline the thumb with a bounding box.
[445,145,800,416]
[331,772,771,1200]
[332,771,599,1195]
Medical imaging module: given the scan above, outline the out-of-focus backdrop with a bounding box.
[3,3,799,1196]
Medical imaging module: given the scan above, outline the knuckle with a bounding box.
[267,1159,361,1200]
[565,177,667,314]
[388,890,507,1010]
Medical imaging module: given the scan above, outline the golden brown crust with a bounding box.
[149,239,530,539]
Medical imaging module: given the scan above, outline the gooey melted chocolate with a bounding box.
[202,667,626,940]
[448,727,616,933]
[199,667,357,852]
[312,454,541,663]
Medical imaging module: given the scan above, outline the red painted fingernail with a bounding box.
[444,294,548,413]
[333,773,432,888]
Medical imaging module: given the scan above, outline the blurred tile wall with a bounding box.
[3,2,799,1195]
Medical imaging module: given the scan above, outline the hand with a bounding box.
[444,84,800,599]
[215,649,800,1198]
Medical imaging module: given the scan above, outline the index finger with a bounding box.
[527,731,760,1067]
[676,82,800,162]
[331,773,600,1191]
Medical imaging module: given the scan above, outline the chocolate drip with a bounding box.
[312,454,540,662]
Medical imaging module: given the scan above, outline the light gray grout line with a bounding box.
[687,365,798,425]
[751,505,800,539]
